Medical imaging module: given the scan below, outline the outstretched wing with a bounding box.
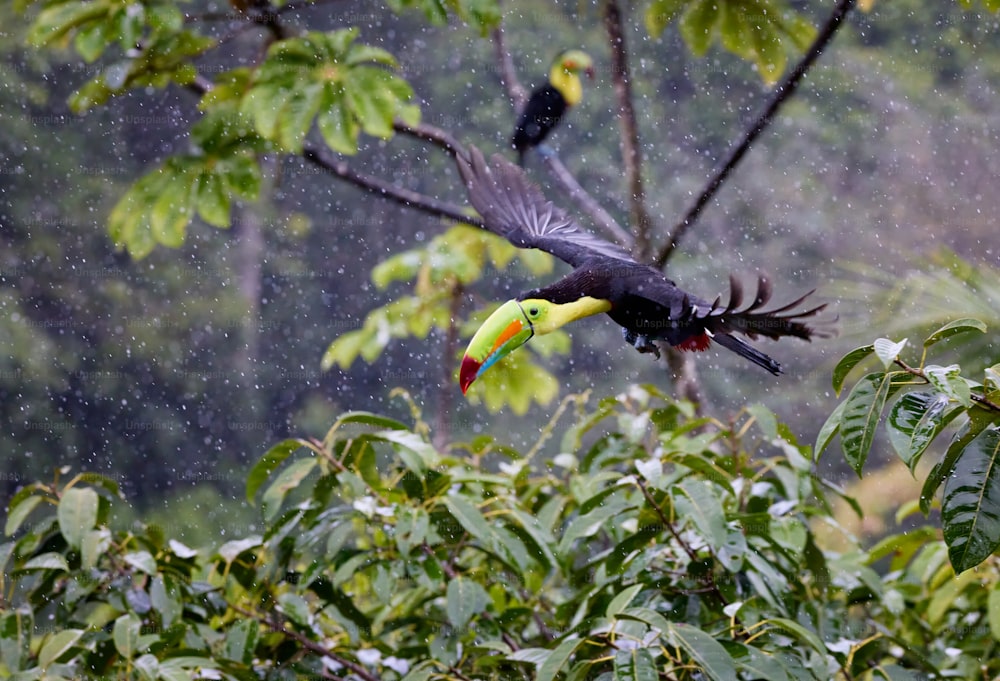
[457,145,635,268]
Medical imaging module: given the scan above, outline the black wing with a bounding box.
[457,145,636,269]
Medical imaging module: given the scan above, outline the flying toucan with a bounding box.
[511,50,594,165]
[456,147,831,395]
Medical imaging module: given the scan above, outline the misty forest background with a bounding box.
[2,0,999,544]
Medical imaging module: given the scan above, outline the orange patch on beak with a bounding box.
[490,318,524,356]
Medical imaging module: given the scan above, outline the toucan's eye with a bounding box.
[529,307,539,317]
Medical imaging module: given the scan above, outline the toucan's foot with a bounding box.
[536,144,556,159]
[622,328,661,359]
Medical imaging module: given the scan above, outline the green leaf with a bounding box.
[113,613,141,658]
[605,584,644,618]
[887,391,962,471]
[0,608,32,671]
[124,550,157,575]
[536,636,585,681]
[924,318,987,347]
[679,0,720,55]
[925,364,972,409]
[195,171,231,227]
[5,494,43,537]
[921,410,997,514]
[277,592,312,627]
[942,426,1000,572]
[814,399,846,461]
[223,618,259,666]
[841,372,896,476]
[446,577,489,630]
[833,344,875,395]
[217,536,263,564]
[443,496,498,549]
[38,629,85,668]
[614,648,658,681]
[262,457,317,521]
[667,622,738,681]
[247,439,307,502]
[58,486,99,549]
[28,1,108,47]
[81,528,111,570]
[22,552,69,572]
[759,617,825,654]
[873,337,908,370]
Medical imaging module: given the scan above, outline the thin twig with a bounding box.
[603,0,654,261]
[231,604,381,681]
[894,358,1000,413]
[655,0,858,267]
[636,478,729,606]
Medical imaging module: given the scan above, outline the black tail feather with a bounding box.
[711,332,782,375]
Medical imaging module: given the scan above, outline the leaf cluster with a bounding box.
[817,318,1000,572]
[6,390,1000,679]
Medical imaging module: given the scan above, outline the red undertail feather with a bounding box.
[677,333,712,352]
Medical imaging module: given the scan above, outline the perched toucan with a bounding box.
[456,147,830,394]
[511,50,595,165]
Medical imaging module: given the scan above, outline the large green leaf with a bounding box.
[667,622,738,681]
[55,487,98,548]
[246,439,309,503]
[38,628,85,668]
[886,391,963,471]
[832,344,875,396]
[445,577,489,630]
[613,648,658,681]
[924,318,987,347]
[921,410,998,514]
[942,426,1000,572]
[841,372,897,476]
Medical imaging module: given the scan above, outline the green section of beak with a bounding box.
[460,300,534,393]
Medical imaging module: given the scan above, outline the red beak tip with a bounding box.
[459,356,481,395]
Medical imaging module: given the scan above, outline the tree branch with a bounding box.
[231,604,382,681]
[540,152,635,248]
[655,0,858,268]
[301,143,482,228]
[492,21,527,112]
[603,0,655,260]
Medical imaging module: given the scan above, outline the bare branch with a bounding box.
[393,119,463,156]
[302,143,482,228]
[603,0,655,260]
[655,0,858,268]
[540,152,635,248]
[492,22,528,112]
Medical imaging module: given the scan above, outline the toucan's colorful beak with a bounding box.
[459,300,534,394]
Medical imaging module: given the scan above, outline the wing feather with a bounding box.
[457,146,635,267]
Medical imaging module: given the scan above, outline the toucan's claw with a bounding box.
[622,328,661,359]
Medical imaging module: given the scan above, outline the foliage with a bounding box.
[6,389,1000,680]
[323,224,572,414]
[817,318,1000,573]
[644,0,816,84]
